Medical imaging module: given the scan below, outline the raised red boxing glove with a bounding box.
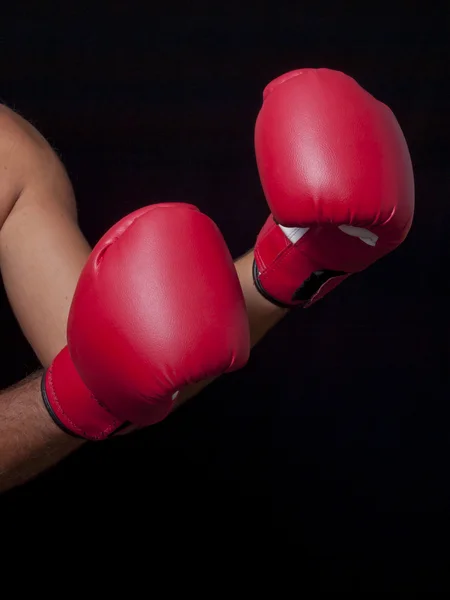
[253,68,415,307]
[42,203,250,440]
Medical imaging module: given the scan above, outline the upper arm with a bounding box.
[0,104,77,225]
[0,105,91,367]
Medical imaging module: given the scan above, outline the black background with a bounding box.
[0,4,449,591]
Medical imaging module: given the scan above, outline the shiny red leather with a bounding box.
[254,68,415,307]
[44,203,250,439]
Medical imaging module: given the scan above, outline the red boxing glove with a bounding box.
[253,68,415,307]
[42,203,250,440]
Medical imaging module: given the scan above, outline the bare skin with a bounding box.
[0,105,287,493]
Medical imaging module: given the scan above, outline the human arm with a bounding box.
[0,248,285,493]
[0,105,91,491]
[0,106,286,491]
[0,372,83,492]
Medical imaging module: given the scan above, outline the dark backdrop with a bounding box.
[0,4,448,591]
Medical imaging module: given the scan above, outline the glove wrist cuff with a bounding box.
[252,260,295,309]
[254,215,349,307]
[42,346,124,441]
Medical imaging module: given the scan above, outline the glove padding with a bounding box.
[43,203,250,439]
[253,68,415,307]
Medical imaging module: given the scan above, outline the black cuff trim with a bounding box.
[252,260,295,309]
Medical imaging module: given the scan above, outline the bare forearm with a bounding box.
[0,372,83,493]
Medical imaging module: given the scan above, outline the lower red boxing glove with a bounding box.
[42,203,250,440]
